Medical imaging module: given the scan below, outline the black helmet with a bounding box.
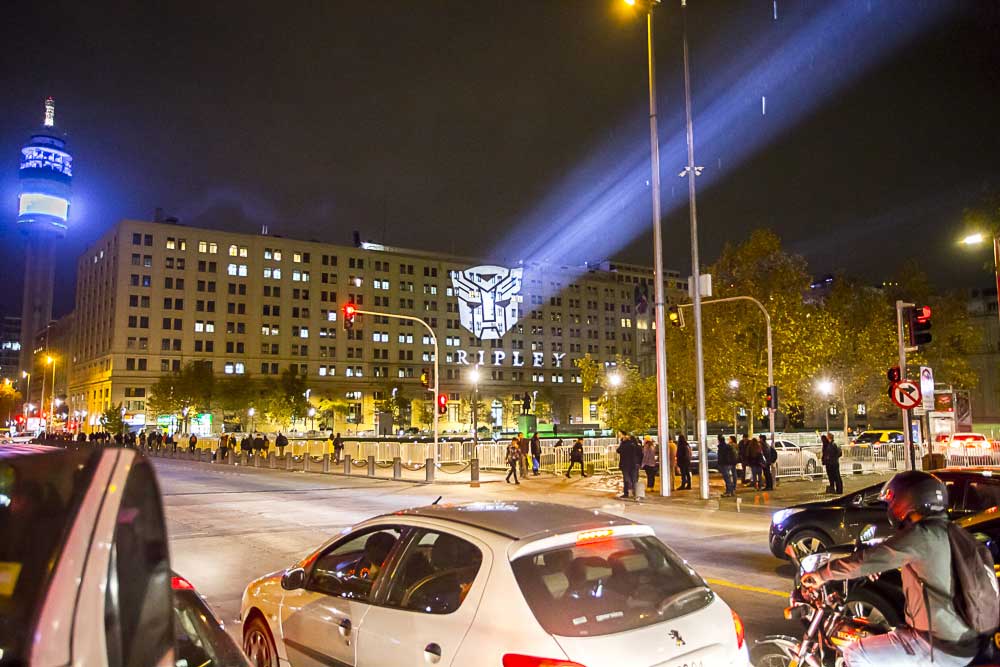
[879,470,948,527]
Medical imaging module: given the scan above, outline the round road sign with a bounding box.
[890,380,922,410]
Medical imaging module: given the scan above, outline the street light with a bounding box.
[247,407,255,432]
[623,0,671,498]
[607,371,623,421]
[21,370,30,424]
[308,406,317,432]
[959,231,1000,326]
[468,367,481,448]
[728,379,740,434]
[817,379,835,432]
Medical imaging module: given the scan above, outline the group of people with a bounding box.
[614,433,661,498]
[504,431,543,483]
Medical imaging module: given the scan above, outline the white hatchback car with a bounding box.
[240,501,749,667]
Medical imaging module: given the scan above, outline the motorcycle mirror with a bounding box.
[859,524,878,543]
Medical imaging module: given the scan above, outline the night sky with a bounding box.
[2,1,998,319]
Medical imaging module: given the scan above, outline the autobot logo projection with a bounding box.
[451,265,523,340]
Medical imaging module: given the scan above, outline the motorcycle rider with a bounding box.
[801,470,980,666]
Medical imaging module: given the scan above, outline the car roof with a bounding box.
[938,467,1000,476]
[0,444,65,459]
[389,501,640,541]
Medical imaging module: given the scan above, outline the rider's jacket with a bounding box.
[819,517,976,646]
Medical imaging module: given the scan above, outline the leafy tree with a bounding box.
[102,403,125,435]
[147,376,183,419]
[261,367,309,429]
[459,395,491,428]
[599,357,657,434]
[147,361,216,421]
[0,383,22,421]
[318,395,352,432]
[574,354,604,394]
[411,398,434,430]
[374,382,409,425]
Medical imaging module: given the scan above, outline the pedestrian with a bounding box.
[331,432,344,463]
[668,436,678,490]
[566,438,586,477]
[641,437,658,492]
[530,432,541,476]
[188,432,198,453]
[276,431,288,457]
[253,432,265,455]
[218,433,229,460]
[738,433,750,485]
[675,433,692,490]
[517,432,530,478]
[138,431,147,449]
[166,432,176,452]
[718,434,738,497]
[747,435,764,490]
[505,439,521,484]
[616,432,643,499]
[760,434,776,490]
[825,432,843,494]
[241,433,252,455]
[554,438,564,447]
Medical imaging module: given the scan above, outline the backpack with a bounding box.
[766,443,778,465]
[946,522,1000,635]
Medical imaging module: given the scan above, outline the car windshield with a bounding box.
[0,448,100,665]
[174,588,251,667]
[854,433,882,443]
[510,535,709,638]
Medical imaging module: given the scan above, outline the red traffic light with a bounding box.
[914,305,931,323]
[342,302,357,330]
[437,393,448,415]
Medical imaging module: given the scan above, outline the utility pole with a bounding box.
[896,300,916,471]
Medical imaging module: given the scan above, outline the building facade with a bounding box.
[967,286,1000,427]
[0,316,21,382]
[67,219,686,434]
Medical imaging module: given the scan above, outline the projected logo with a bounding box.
[451,265,523,340]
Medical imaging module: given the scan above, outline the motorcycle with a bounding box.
[752,525,1000,667]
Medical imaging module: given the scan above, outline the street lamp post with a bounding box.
[607,371,623,423]
[469,367,481,449]
[308,407,316,432]
[21,371,30,425]
[817,379,834,432]
[625,0,671,498]
[728,379,740,434]
[960,232,1000,326]
[48,357,57,428]
[248,407,255,433]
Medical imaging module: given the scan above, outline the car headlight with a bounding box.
[772,508,804,527]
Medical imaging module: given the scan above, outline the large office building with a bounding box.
[67,219,687,434]
[0,315,21,382]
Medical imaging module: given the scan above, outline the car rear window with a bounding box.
[510,535,711,638]
[854,433,882,443]
[0,448,100,666]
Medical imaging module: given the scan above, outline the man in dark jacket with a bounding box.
[675,434,692,490]
[617,432,643,499]
[566,438,586,478]
[803,471,982,666]
[738,434,750,485]
[760,434,775,490]
[824,432,843,494]
[276,431,289,456]
[529,433,541,476]
[717,434,738,497]
[331,432,344,463]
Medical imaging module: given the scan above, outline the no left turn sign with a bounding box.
[890,380,922,410]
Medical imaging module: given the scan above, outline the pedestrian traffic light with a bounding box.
[437,393,448,416]
[668,305,684,328]
[887,366,901,383]
[765,385,779,410]
[342,302,357,330]
[907,305,932,348]
[420,368,430,389]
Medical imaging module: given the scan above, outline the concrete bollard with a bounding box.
[470,458,480,488]
[393,457,402,480]
[344,457,352,475]
[285,453,293,471]
[268,452,276,469]
[322,453,330,473]
[304,454,311,473]
[425,458,435,483]
[367,455,376,477]
[254,452,261,468]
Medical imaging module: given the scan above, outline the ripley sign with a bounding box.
[451,349,567,368]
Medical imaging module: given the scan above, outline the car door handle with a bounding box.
[339,618,352,637]
[424,643,442,664]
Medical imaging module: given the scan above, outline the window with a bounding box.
[382,530,483,614]
[307,526,403,601]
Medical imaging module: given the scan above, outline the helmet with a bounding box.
[879,470,948,527]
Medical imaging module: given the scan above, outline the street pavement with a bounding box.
[155,458,843,651]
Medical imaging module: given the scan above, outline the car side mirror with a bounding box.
[281,567,307,591]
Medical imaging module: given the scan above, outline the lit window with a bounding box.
[239,246,248,258]
[235,362,245,374]
[209,242,217,254]
[293,252,302,263]
[239,264,248,277]
[227,263,237,276]
[300,328,309,338]
[194,321,205,332]
[224,363,234,374]
[199,241,208,252]
[166,237,176,249]
[229,244,238,256]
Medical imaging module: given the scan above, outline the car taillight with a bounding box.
[732,609,745,650]
[502,655,586,667]
[171,575,196,591]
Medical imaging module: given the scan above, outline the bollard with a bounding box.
[344,456,352,475]
[254,452,261,468]
[368,455,376,477]
[285,453,293,471]
[322,453,330,473]
[470,458,480,488]
[393,457,402,480]
[268,452,276,469]
[425,458,435,483]
[304,453,311,473]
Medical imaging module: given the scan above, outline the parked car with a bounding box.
[687,440,718,471]
[772,439,821,477]
[945,433,999,466]
[768,467,1000,559]
[241,501,750,667]
[0,444,249,667]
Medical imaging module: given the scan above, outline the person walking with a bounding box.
[188,432,198,453]
[675,433,692,490]
[566,438,586,477]
[276,431,289,457]
[760,434,776,490]
[641,437,658,493]
[240,433,252,456]
[825,432,843,494]
[505,439,521,484]
[747,435,764,490]
[617,432,643,499]
[738,433,750,485]
[530,432,541,476]
[331,432,344,463]
[517,432,530,478]
[718,434,738,497]
[668,436,678,491]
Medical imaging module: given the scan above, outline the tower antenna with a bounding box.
[43,97,55,128]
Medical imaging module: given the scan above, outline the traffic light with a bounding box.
[342,302,357,330]
[887,366,901,383]
[437,393,448,416]
[907,305,932,347]
[765,385,779,410]
[668,305,684,328]
[420,368,430,389]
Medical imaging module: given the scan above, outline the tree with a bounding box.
[261,367,309,429]
[102,403,125,435]
[459,395,491,429]
[373,382,409,425]
[411,398,434,430]
[0,383,22,422]
[147,361,217,424]
[574,354,604,394]
[318,395,352,432]
[147,375,183,420]
[599,357,657,434]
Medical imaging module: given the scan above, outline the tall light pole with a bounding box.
[21,370,30,425]
[817,379,834,433]
[607,371,623,422]
[960,231,1000,326]
[624,0,671,498]
[308,407,316,432]
[248,407,255,432]
[469,366,481,449]
[728,379,740,434]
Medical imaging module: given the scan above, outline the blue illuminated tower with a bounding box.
[17,97,73,376]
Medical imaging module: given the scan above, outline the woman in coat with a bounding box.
[505,439,521,484]
[641,438,658,492]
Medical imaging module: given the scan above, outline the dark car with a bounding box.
[687,441,719,472]
[173,573,252,667]
[768,467,1000,559]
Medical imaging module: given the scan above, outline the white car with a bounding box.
[772,439,821,477]
[240,501,749,667]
